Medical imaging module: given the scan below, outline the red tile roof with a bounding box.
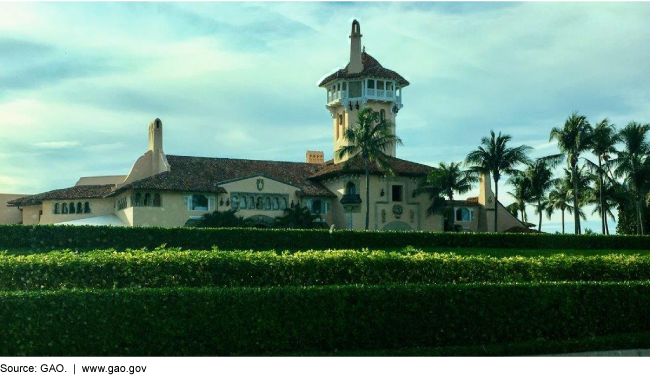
[310,155,432,180]
[7,185,114,207]
[319,52,410,88]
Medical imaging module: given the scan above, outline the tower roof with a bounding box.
[319,51,410,88]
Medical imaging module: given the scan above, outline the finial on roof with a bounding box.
[363,46,366,53]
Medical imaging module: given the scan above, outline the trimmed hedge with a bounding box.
[0,282,649,356]
[2,224,650,251]
[4,250,650,290]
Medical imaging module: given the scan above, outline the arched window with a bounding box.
[53,203,60,214]
[256,197,263,209]
[191,195,209,211]
[264,197,271,210]
[249,196,255,209]
[273,197,279,210]
[69,202,76,214]
[239,195,247,209]
[84,202,91,213]
[232,196,239,210]
[153,194,161,207]
[280,198,287,210]
[135,193,142,207]
[345,182,357,195]
[380,109,386,122]
[144,193,151,206]
[77,202,83,213]
[456,208,473,222]
[62,203,68,214]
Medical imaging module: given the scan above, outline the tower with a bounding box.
[319,20,409,163]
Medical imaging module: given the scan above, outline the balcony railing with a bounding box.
[327,88,401,106]
[340,194,362,205]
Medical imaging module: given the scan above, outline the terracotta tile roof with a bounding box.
[310,155,432,180]
[319,52,410,88]
[6,185,114,207]
[451,199,481,207]
[109,155,336,198]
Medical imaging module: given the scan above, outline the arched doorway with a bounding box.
[381,221,412,231]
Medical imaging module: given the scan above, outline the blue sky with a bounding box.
[1,2,649,233]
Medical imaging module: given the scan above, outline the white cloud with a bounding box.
[32,141,80,149]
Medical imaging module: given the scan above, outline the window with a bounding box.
[69,202,76,214]
[367,80,375,89]
[62,203,68,214]
[53,203,60,214]
[239,195,247,209]
[77,202,83,214]
[456,208,474,222]
[232,196,239,210]
[280,198,287,210]
[264,197,271,210]
[134,193,142,207]
[273,197,279,210]
[257,197,263,209]
[377,80,385,90]
[392,185,403,202]
[153,194,161,207]
[349,81,362,97]
[309,199,322,215]
[249,196,255,209]
[345,182,357,195]
[380,109,386,121]
[84,202,91,213]
[191,195,209,211]
[144,193,151,206]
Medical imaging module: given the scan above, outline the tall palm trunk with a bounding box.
[561,209,565,234]
[537,199,542,232]
[636,195,644,235]
[572,162,580,234]
[598,157,605,234]
[364,157,370,230]
[448,193,455,232]
[493,176,499,233]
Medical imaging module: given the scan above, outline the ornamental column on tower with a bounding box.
[319,20,410,164]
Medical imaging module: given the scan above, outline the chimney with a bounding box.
[306,150,324,164]
[348,20,363,74]
[478,173,495,208]
[148,118,163,152]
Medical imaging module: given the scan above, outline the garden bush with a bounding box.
[2,224,650,252]
[3,250,650,290]
[0,282,649,356]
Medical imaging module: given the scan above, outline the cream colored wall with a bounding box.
[41,198,116,224]
[76,175,125,186]
[483,203,526,232]
[116,206,134,226]
[0,194,28,224]
[452,205,481,232]
[321,174,443,232]
[220,176,302,221]
[22,205,42,225]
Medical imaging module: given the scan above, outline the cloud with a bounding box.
[32,141,80,149]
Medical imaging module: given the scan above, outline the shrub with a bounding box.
[4,250,650,290]
[0,282,649,356]
[2,225,650,252]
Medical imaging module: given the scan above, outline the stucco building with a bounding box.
[2,21,525,232]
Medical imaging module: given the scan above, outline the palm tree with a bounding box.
[465,131,532,232]
[276,204,323,229]
[524,155,563,232]
[550,112,592,234]
[336,107,403,230]
[584,176,618,235]
[507,202,522,219]
[507,172,532,222]
[424,162,478,230]
[547,179,573,234]
[615,121,650,234]
[589,119,619,234]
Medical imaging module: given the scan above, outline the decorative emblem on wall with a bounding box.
[256,178,264,191]
[392,204,403,219]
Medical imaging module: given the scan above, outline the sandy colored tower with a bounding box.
[319,20,409,163]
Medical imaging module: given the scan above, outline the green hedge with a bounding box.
[0,282,649,356]
[4,250,650,290]
[2,225,650,251]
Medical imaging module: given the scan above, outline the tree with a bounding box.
[615,121,650,234]
[524,155,563,232]
[196,210,250,228]
[547,179,574,234]
[423,162,478,230]
[589,119,619,234]
[583,174,618,235]
[275,204,324,229]
[465,131,532,232]
[336,107,403,230]
[507,172,532,222]
[550,112,592,234]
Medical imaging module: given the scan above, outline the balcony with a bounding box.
[340,194,362,205]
